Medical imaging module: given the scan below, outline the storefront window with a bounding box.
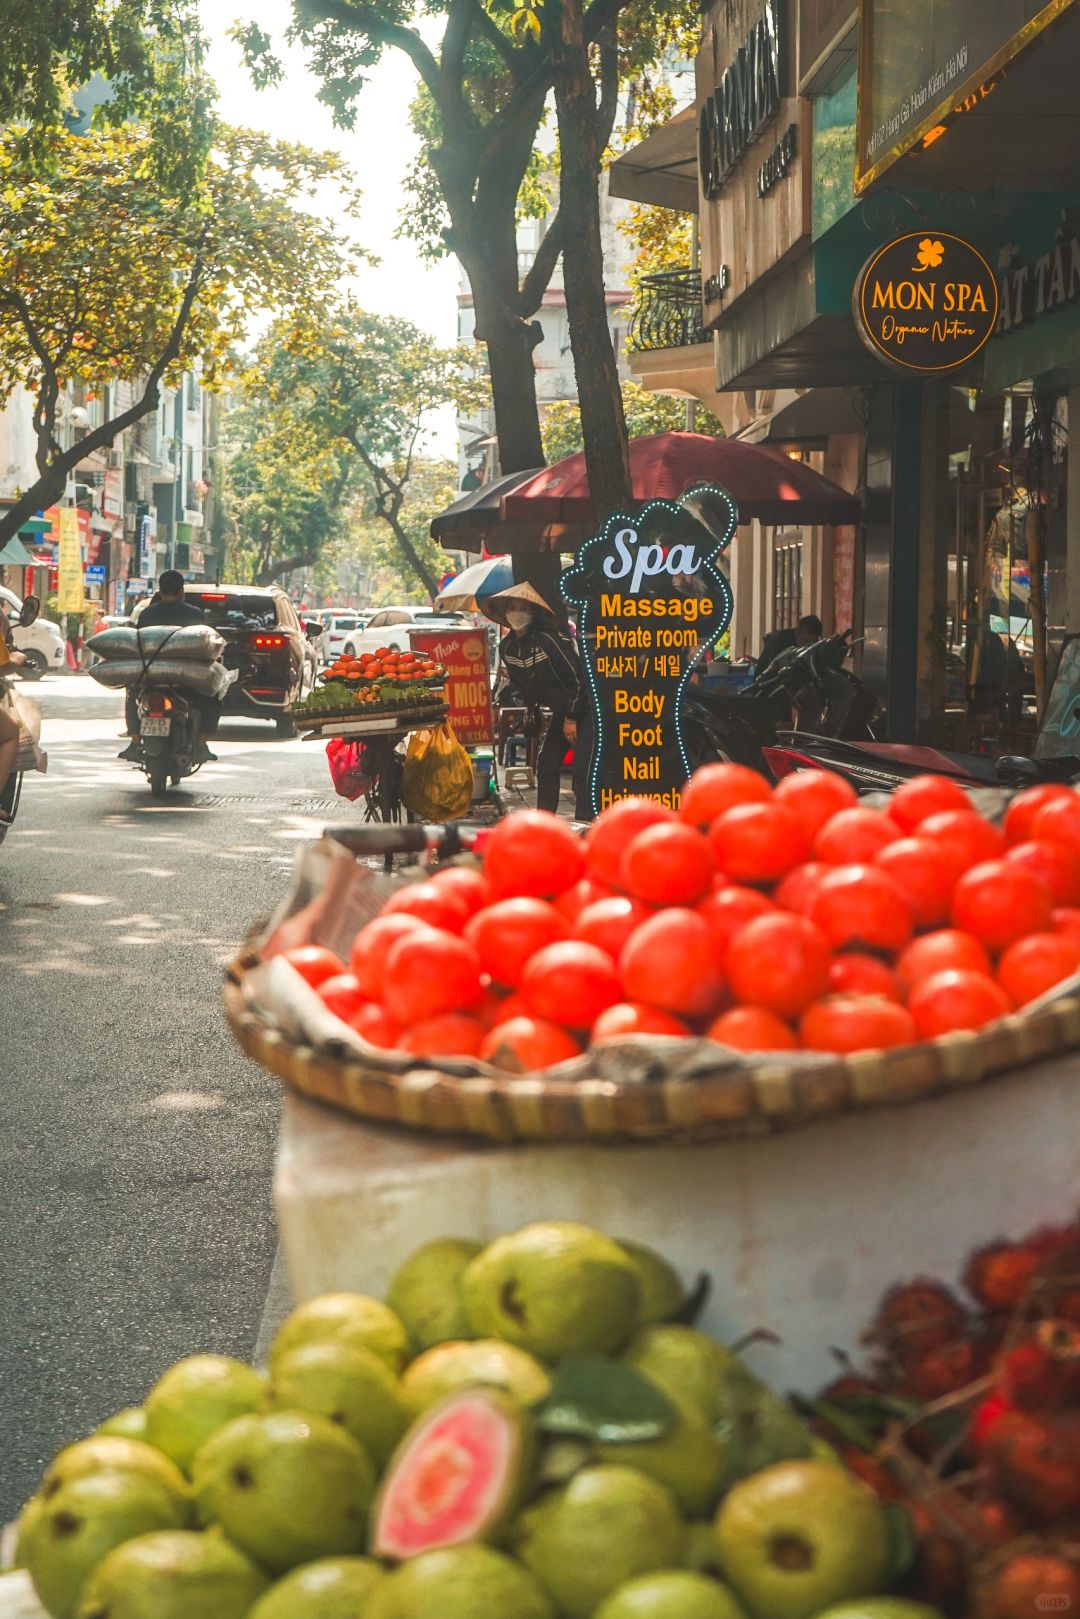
[774,539,803,629]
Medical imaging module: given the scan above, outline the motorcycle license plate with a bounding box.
[141,716,171,737]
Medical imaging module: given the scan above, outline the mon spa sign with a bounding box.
[853,230,999,373]
[561,485,735,818]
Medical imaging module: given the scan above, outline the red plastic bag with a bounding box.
[326,737,372,801]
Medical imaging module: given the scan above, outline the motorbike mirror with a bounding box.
[18,594,40,627]
[303,619,322,640]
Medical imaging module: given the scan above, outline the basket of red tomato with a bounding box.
[223,765,1080,1144]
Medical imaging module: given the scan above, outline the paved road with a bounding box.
[0,675,340,1519]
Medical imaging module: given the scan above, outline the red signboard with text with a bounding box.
[410,628,493,747]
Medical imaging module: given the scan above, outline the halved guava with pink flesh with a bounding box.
[372,1388,530,1562]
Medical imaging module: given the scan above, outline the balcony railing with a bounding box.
[627,268,707,353]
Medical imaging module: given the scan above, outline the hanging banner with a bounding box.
[56,507,85,614]
[410,628,494,747]
[561,483,736,816]
[853,231,999,373]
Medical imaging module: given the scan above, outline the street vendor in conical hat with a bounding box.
[484,581,591,819]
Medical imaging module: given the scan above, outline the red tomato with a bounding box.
[951,859,1053,953]
[283,945,347,989]
[1033,794,1080,859]
[383,929,483,1024]
[465,898,569,988]
[679,762,771,830]
[555,878,617,923]
[398,1014,485,1058]
[998,933,1080,1006]
[318,972,370,1022]
[383,880,471,933]
[620,909,724,1018]
[698,884,776,958]
[813,807,900,865]
[827,954,902,1001]
[773,770,857,838]
[1004,784,1075,845]
[480,1017,583,1072]
[430,866,491,916]
[478,987,530,1030]
[620,822,715,906]
[801,996,918,1054]
[874,837,956,928]
[484,810,586,899]
[917,809,1006,879]
[520,940,622,1029]
[707,1006,798,1051]
[592,1002,693,1040]
[349,1003,401,1049]
[908,969,1013,1038]
[585,796,675,885]
[809,864,914,954]
[896,929,994,993]
[350,913,432,999]
[1005,839,1080,906]
[773,862,831,917]
[1053,907,1080,947]
[574,896,653,960]
[726,912,831,1019]
[710,802,811,885]
[887,774,970,834]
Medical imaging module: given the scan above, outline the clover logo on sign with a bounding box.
[913,237,944,271]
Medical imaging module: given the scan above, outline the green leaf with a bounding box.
[883,1503,918,1580]
[533,1356,677,1443]
[670,1271,711,1326]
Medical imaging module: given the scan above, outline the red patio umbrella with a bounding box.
[500,432,861,527]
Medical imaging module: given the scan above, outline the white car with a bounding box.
[0,585,66,679]
[321,611,369,664]
[346,606,472,657]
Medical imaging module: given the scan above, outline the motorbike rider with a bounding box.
[122,570,218,759]
[0,599,29,822]
[756,614,822,677]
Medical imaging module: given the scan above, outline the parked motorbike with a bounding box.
[133,684,205,797]
[0,595,46,846]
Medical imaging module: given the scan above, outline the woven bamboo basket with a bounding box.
[223,947,1080,1146]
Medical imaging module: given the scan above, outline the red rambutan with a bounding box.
[900,1335,981,1400]
[983,1407,1080,1522]
[868,1276,968,1358]
[1001,1323,1080,1410]
[832,1442,903,1502]
[971,1389,1013,1450]
[964,1240,1041,1313]
[981,1549,1080,1619]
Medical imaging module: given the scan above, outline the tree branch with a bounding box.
[520,206,565,315]
[583,0,629,44]
[294,0,442,98]
[471,3,524,74]
[441,0,477,92]
[595,29,619,145]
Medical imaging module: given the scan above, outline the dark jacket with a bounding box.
[756,626,798,675]
[497,625,585,719]
[137,596,204,628]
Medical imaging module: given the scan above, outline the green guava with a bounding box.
[193,1408,375,1575]
[40,1437,191,1515]
[365,1545,554,1619]
[96,1409,149,1443]
[269,1342,410,1467]
[74,1529,268,1619]
[23,1469,188,1619]
[373,1388,531,1560]
[714,1459,892,1619]
[462,1223,641,1359]
[401,1340,551,1414]
[622,1327,732,1423]
[616,1242,686,1324]
[596,1395,725,1517]
[270,1294,410,1375]
[810,1605,944,1619]
[594,1570,749,1619]
[144,1356,266,1475]
[513,1465,686,1619]
[248,1556,387,1619]
[386,1240,482,1351]
[683,1522,723,1577]
[13,1493,45,1569]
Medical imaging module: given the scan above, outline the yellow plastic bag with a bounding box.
[400,721,474,822]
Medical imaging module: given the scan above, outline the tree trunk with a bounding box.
[457,225,545,476]
[552,0,631,517]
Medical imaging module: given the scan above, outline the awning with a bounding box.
[18,515,52,536]
[608,106,698,213]
[0,536,35,565]
[732,389,869,444]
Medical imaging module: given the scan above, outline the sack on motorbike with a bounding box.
[400,721,473,823]
[326,738,373,802]
[5,688,47,773]
[91,624,225,663]
[89,658,236,698]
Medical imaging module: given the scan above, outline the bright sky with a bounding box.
[199,0,462,448]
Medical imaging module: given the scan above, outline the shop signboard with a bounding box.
[853,231,998,373]
[56,507,85,613]
[85,564,107,585]
[855,0,1076,192]
[561,484,735,816]
[102,468,123,520]
[138,514,155,578]
[410,628,494,747]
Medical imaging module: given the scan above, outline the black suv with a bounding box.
[140,584,315,735]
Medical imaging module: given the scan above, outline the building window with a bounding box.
[774,541,804,630]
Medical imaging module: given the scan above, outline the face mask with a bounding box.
[505,609,532,631]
